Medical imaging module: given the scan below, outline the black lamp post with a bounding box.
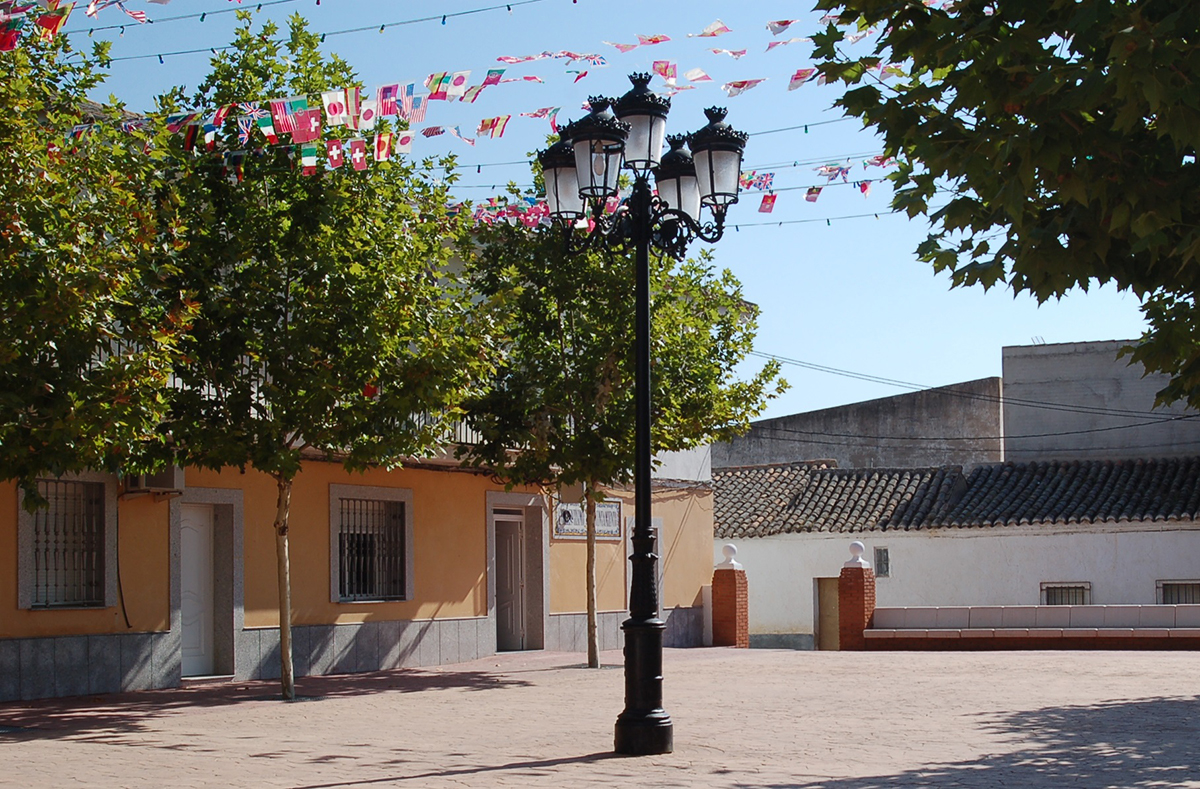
[538,73,747,757]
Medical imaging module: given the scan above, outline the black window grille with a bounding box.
[32,479,106,608]
[873,547,890,578]
[1160,582,1200,604]
[338,498,406,602]
[1042,583,1090,605]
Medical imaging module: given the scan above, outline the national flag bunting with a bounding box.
[348,138,368,171]
[326,139,344,168]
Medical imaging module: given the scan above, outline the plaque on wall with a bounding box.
[553,501,622,540]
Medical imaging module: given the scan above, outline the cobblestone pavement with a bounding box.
[1,648,1198,788]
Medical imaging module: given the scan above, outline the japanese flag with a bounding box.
[322,90,348,126]
[358,99,379,131]
[446,70,472,98]
[395,132,414,154]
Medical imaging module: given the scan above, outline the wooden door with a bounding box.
[816,577,840,651]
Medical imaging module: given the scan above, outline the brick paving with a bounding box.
[1,648,1198,788]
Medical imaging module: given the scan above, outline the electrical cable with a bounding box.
[65,0,304,35]
[752,351,1180,419]
[100,0,553,63]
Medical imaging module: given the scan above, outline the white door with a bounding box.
[181,503,215,676]
[495,512,526,651]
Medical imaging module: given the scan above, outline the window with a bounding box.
[1158,581,1200,604]
[873,547,890,578]
[329,485,413,603]
[18,474,118,609]
[1041,582,1091,605]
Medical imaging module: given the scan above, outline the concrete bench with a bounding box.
[863,605,1200,647]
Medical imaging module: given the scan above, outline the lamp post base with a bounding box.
[614,616,674,755]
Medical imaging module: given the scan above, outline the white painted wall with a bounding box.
[654,445,711,482]
[715,523,1200,641]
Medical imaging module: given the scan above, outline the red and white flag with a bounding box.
[326,139,344,168]
[322,90,348,126]
[446,70,472,99]
[805,187,822,203]
[758,194,777,213]
[684,68,712,83]
[722,79,766,97]
[348,138,368,171]
[291,108,323,143]
[710,48,747,59]
[688,20,730,38]
[395,131,414,154]
[767,19,799,35]
[357,99,379,131]
[637,34,670,45]
[652,61,677,84]
[788,68,817,90]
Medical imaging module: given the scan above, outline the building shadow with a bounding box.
[0,667,532,743]
[749,695,1200,789]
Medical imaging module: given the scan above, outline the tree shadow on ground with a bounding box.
[289,753,625,788]
[754,696,1200,789]
[0,667,531,742]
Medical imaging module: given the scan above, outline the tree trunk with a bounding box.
[273,473,296,700]
[585,482,599,669]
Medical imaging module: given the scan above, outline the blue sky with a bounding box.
[70,0,1148,419]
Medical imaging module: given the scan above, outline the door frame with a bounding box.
[486,491,548,653]
[170,487,244,679]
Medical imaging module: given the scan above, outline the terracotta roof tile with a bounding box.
[713,457,1200,538]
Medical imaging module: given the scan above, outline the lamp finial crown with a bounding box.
[588,96,612,114]
[703,107,729,124]
[628,72,652,88]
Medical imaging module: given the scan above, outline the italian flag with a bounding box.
[300,144,319,176]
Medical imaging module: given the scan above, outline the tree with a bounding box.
[461,217,785,667]
[0,36,190,504]
[166,14,502,698]
[812,0,1200,404]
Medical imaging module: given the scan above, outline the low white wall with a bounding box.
[715,523,1200,643]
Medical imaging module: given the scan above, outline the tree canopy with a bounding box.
[0,36,190,503]
[813,0,1200,403]
[164,13,503,697]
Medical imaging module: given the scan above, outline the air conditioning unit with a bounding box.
[124,466,186,497]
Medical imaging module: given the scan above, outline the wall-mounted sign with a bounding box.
[554,501,622,540]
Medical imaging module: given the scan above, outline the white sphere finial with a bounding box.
[717,543,743,570]
[844,540,870,568]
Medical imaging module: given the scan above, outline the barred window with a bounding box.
[1158,581,1200,605]
[873,547,890,578]
[31,479,106,608]
[1041,582,1091,605]
[337,497,408,602]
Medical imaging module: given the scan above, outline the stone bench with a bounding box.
[862,605,1200,649]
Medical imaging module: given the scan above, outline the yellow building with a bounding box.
[0,450,713,701]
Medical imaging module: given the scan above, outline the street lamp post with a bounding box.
[538,73,747,757]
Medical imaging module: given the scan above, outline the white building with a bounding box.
[713,458,1200,649]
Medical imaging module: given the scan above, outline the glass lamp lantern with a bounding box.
[689,107,749,209]
[652,135,701,222]
[565,98,630,199]
[614,73,671,172]
[537,136,584,221]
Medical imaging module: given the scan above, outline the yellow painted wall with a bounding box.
[0,481,170,638]
[186,463,524,628]
[548,491,629,614]
[546,485,714,615]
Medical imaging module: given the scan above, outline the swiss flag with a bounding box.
[349,138,368,171]
[327,139,344,169]
[291,108,323,143]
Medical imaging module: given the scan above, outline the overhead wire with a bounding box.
[99,0,553,63]
[65,0,305,35]
[752,351,1179,419]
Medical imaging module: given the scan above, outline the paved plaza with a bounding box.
[0,647,1197,788]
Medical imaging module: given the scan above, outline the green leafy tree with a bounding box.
[166,14,501,698]
[812,0,1200,403]
[461,220,785,667]
[0,36,190,505]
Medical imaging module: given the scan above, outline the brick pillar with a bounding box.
[838,541,876,651]
[712,568,749,648]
